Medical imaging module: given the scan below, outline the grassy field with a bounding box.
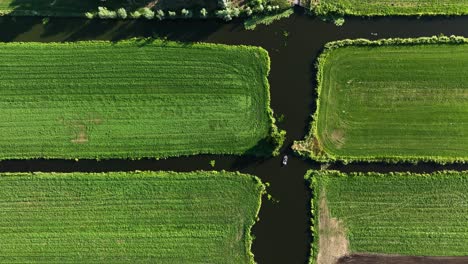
[0,40,283,159]
[0,171,264,263]
[310,0,468,16]
[294,37,468,163]
[307,170,468,263]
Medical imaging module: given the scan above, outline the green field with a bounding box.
[307,170,468,263]
[0,171,264,263]
[0,40,282,159]
[310,0,468,16]
[294,37,468,163]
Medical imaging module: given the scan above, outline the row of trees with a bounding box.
[87,0,288,21]
[87,7,211,20]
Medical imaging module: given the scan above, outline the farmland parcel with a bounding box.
[294,37,468,163]
[0,171,264,263]
[310,0,468,16]
[0,40,282,159]
[307,170,468,264]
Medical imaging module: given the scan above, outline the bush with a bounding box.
[168,11,176,18]
[140,7,154,19]
[97,7,117,19]
[85,12,94,19]
[117,8,127,19]
[130,11,141,19]
[231,7,240,17]
[155,10,165,20]
[243,6,253,16]
[248,0,264,8]
[218,0,230,9]
[216,9,232,21]
[181,8,192,18]
[200,8,208,18]
[269,0,290,10]
[333,17,345,26]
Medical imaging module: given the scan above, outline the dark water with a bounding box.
[1,9,468,264]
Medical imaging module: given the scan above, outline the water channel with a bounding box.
[1,8,468,263]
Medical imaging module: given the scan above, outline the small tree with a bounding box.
[140,7,154,19]
[168,11,176,18]
[181,8,192,18]
[231,7,240,17]
[200,8,208,18]
[130,11,141,19]
[216,9,232,21]
[243,6,252,16]
[85,12,95,19]
[155,9,165,20]
[97,7,117,19]
[117,8,127,19]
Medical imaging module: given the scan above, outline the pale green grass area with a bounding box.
[310,44,468,162]
[312,0,468,16]
[0,171,264,263]
[0,40,279,159]
[308,170,468,260]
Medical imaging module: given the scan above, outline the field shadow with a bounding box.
[328,161,468,174]
[37,18,228,42]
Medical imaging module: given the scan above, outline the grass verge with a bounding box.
[306,170,468,264]
[244,8,294,30]
[0,170,265,263]
[0,39,284,160]
[293,35,468,164]
[309,0,468,16]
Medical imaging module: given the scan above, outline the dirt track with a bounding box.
[338,254,468,264]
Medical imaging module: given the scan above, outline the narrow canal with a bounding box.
[1,9,468,263]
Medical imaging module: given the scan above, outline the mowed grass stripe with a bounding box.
[312,0,468,16]
[307,170,468,261]
[0,171,264,263]
[296,39,468,163]
[0,40,281,159]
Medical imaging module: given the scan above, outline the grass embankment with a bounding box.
[0,40,283,159]
[310,0,468,16]
[307,170,468,264]
[294,36,468,163]
[0,171,265,263]
[244,8,294,30]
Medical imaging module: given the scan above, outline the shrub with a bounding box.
[168,11,176,18]
[200,8,208,18]
[181,8,192,18]
[117,8,127,19]
[243,6,253,16]
[333,17,345,26]
[269,0,290,10]
[216,9,232,21]
[218,0,230,9]
[97,7,117,19]
[130,11,141,19]
[140,7,154,19]
[248,0,264,8]
[155,9,165,20]
[85,12,95,19]
[231,7,240,17]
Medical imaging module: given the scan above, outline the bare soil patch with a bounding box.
[317,193,349,264]
[338,254,468,264]
[330,129,345,149]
